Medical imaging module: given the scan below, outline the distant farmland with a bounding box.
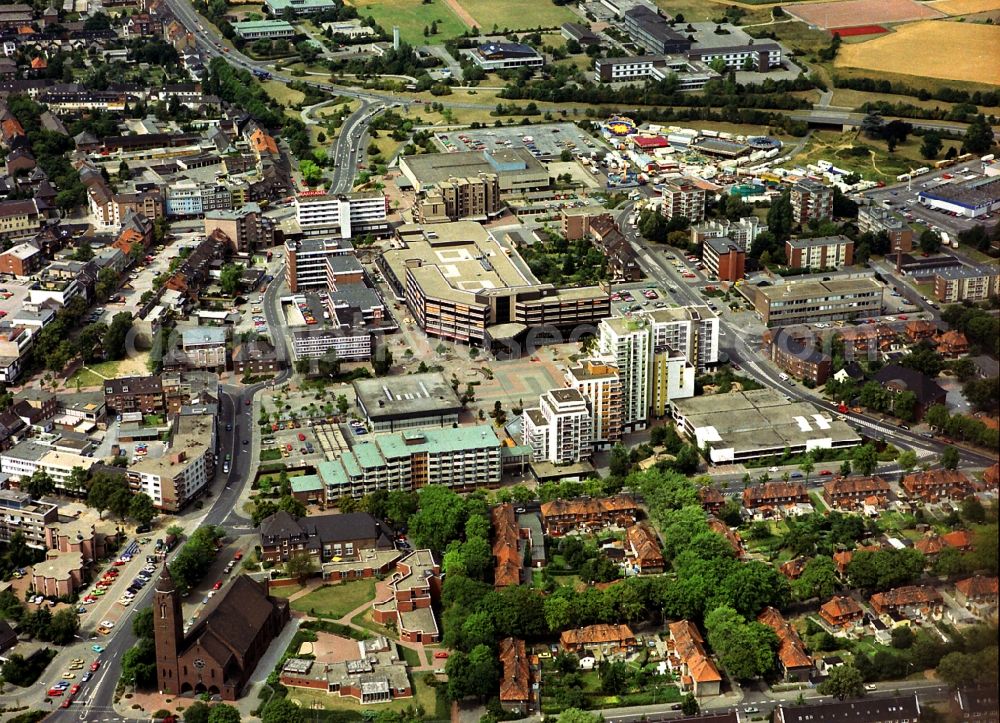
[788,0,944,28]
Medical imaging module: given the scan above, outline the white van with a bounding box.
[778,373,789,382]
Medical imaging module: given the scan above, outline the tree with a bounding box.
[95,266,119,301]
[919,229,942,254]
[261,697,304,723]
[103,312,133,360]
[961,496,986,524]
[372,344,393,376]
[794,555,837,601]
[409,486,467,552]
[609,443,630,477]
[767,191,794,239]
[128,493,156,527]
[87,473,130,519]
[299,159,323,186]
[208,704,243,723]
[47,608,80,644]
[920,131,943,160]
[896,450,918,476]
[219,264,244,296]
[817,664,865,700]
[557,710,602,723]
[861,110,885,140]
[704,606,778,680]
[182,702,211,723]
[852,444,879,476]
[799,456,815,484]
[285,551,317,584]
[962,114,994,155]
[681,693,699,715]
[24,469,55,498]
[941,446,959,470]
[336,394,349,415]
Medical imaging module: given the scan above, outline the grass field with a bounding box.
[829,88,1000,116]
[747,21,832,55]
[290,580,376,619]
[348,0,468,45]
[456,0,576,30]
[930,0,1000,14]
[790,130,963,182]
[268,584,303,598]
[263,80,305,107]
[835,21,1000,85]
[653,0,771,23]
[288,676,443,716]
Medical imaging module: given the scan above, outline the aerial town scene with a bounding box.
[0,0,996,720]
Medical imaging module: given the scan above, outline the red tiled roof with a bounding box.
[499,637,530,703]
[560,623,635,649]
[942,530,974,550]
[819,596,863,626]
[870,585,943,612]
[669,620,721,683]
[758,606,812,671]
[626,523,664,569]
[955,576,998,601]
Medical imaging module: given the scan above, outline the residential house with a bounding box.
[954,576,998,616]
[758,606,812,682]
[539,495,639,536]
[498,637,532,714]
[707,516,744,558]
[819,595,864,629]
[560,623,637,658]
[698,486,725,515]
[950,688,999,723]
[780,557,808,580]
[625,523,664,574]
[742,481,810,518]
[232,339,283,377]
[492,503,524,588]
[667,620,722,697]
[901,469,973,502]
[936,330,969,358]
[904,320,937,342]
[258,510,396,564]
[823,476,890,510]
[869,585,943,619]
[872,364,946,421]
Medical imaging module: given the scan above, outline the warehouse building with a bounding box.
[671,388,860,464]
[918,176,1000,219]
[232,20,296,39]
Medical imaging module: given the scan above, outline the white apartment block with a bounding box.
[565,359,623,449]
[284,237,354,291]
[691,217,766,249]
[523,388,593,465]
[599,316,652,431]
[0,489,58,549]
[294,191,388,238]
[647,305,719,373]
[127,413,215,512]
[38,451,95,490]
[291,328,373,360]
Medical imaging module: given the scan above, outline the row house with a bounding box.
[836,324,898,358]
[625,523,664,574]
[492,503,524,588]
[913,529,974,557]
[667,620,722,697]
[823,476,890,510]
[588,214,642,282]
[901,469,974,502]
[539,495,639,536]
[498,638,533,715]
[869,585,943,619]
[698,486,725,515]
[758,606,812,682]
[742,481,810,518]
[103,375,165,416]
[707,516,745,558]
[904,319,937,342]
[935,330,969,358]
[560,623,637,658]
[819,595,864,629]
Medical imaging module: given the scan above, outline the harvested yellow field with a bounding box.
[835,21,1000,85]
[929,0,1000,15]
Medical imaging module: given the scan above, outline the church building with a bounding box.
[153,566,290,699]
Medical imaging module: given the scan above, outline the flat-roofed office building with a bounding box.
[353,373,462,433]
[749,274,884,326]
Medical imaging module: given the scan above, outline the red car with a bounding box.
[297,433,306,441]
[234,551,243,561]
[898,315,908,320]
[61,698,73,708]
[285,443,293,452]
[90,661,101,672]
[48,688,64,697]
[819,470,832,476]
[69,685,80,695]
[434,651,449,659]
[213,581,222,591]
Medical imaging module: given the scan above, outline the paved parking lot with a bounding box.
[435,122,607,159]
[0,278,31,320]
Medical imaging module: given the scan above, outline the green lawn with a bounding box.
[400,645,423,667]
[349,0,468,45]
[291,579,377,619]
[268,584,304,598]
[457,0,576,31]
[66,367,105,388]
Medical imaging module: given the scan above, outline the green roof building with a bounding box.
[232,19,296,40]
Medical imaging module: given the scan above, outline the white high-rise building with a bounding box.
[599,316,652,431]
[646,305,719,373]
[294,190,388,238]
[651,347,696,418]
[523,388,593,464]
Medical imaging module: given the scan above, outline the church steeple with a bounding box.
[153,565,183,694]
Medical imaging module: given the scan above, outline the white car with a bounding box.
[100,620,115,629]
[865,684,877,691]
[768,466,779,473]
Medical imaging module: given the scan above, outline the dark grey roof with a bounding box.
[777,694,919,723]
[873,364,946,406]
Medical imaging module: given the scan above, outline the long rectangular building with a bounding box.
[294,191,388,238]
[316,425,503,498]
[748,274,884,326]
[671,388,860,464]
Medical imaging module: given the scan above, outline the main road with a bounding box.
[615,202,996,470]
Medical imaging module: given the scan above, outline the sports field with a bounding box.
[348,0,468,44]
[456,0,577,30]
[831,24,887,36]
[835,21,1000,85]
[930,0,1000,14]
[788,0,944,28]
